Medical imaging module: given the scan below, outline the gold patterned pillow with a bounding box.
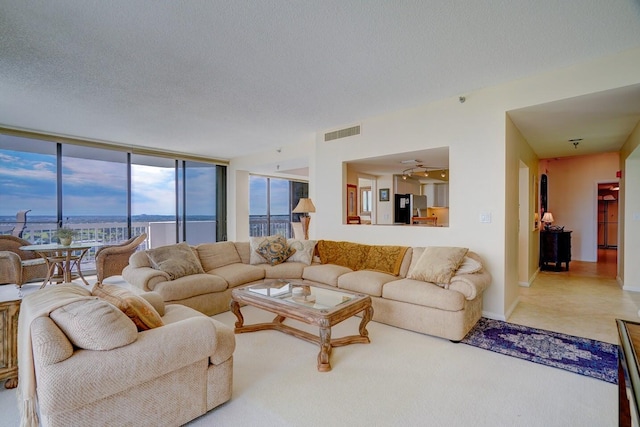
[255,235,296,266]
[92,283,164,331]
[407,246,469,285]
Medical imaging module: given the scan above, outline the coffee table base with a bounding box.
[230,301,373,372]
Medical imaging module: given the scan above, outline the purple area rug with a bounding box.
[461,318,618,384]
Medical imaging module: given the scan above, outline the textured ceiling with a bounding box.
[1,1,640,163]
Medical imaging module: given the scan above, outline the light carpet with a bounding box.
[0,306,617,427]
[462,317,618,384]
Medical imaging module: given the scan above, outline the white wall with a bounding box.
[621,121,640,290]
[539,152,619,262]
[228,47,640,320]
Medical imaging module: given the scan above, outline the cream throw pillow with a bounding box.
[146,242,205,280]
[286,239,316,265]
[408,246,469,284]
[50,298,138,351]
[456,256,483,275]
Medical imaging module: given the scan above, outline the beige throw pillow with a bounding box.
[408,246,469,284]
[50,298,138,351]
[456,256,483,275]
[286,239,316,265]
[146,242,205,280]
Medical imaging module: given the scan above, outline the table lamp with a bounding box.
[292,198,316,240]
[541,212,554,230]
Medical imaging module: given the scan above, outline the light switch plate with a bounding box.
[480,212,492,223]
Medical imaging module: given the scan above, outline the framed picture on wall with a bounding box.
[347,184,357,217]
[379,188,390,202]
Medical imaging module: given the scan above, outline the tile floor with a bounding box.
[508,248,640,344]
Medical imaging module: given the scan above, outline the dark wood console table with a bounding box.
[617,319,640,427]
[540,230,572,271]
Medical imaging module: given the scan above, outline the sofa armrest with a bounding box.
[36,316,220,413]
[449,269,492,300]
[122,265,170,292]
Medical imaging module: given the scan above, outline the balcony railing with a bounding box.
[2,217,293,274]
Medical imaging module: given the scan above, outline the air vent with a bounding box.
[324,125,361,142]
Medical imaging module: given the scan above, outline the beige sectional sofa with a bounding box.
[122,239,491,341]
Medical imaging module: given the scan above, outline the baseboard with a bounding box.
[481,310,507,322]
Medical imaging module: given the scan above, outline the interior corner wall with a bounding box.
[506,114,540,298]
[621,121,640,289]
[539,152,619,262]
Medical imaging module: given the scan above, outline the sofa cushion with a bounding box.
[234,241,251,264]
[128,250,152,268]
[92,284,164,331]
[153,273,228,301]
[382,278,466,311]
[50,298,138,350]
[302,264,352,287]
[362,245,409,275]
[338,270,398,297]
[197,241,242,271]
[31,317,74,366]
[407,246,468,284]
[146,242,205,280]
[262,261,306,279]
[211,263,265,288]
[286,239,316,265]
[254,235,295,265]
[316,240,369,271]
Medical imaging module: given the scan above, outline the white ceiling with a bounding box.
[1,1,640,170]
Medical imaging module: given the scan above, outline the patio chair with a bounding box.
[0,235,47,287]
[11,210,30,238]
[95,233,148,282]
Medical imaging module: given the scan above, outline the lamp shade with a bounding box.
[292,198,316,214]
[541,212,554,224]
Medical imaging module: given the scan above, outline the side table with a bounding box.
[0,297,20,388]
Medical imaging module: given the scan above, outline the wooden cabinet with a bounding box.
[540,230,572,271]
[0,298,20,389]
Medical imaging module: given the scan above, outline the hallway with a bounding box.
[508,249,639,344]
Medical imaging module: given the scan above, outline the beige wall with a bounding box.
[621,121,640,290]
[228,47,640,320]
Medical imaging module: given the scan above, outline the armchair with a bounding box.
[95,233,147,282]
[0,235,47,287]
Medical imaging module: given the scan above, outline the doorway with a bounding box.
[597,182,618,275]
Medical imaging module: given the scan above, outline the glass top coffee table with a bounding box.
[230,280,373,372]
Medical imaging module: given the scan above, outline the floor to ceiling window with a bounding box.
[0,131,227,272]
[249,175,308,237]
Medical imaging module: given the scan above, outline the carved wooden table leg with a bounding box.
[359,305,373,340]
[317,319,332,372]
[229,300,244,329]
[4,377,18,389]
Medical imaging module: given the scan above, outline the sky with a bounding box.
[0,148,218,218]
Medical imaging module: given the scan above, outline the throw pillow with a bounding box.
[146,242,205,280]
[286,239,316,265]
[255,235,296,266]
[456,256,483,275]
[407,246,469,284]
[50,298,138,351]
[92,283,164,331]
